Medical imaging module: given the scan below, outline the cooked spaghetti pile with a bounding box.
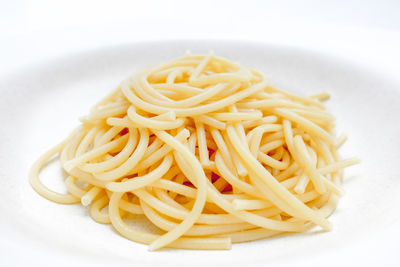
[30,54,359,250]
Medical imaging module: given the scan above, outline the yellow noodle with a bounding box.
[81,186,102,206]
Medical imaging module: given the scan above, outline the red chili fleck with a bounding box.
[208,148,215,157]
[211,172,220,182]
[222,184,233,193]
[120,128,128,136]
[183,181,194,187]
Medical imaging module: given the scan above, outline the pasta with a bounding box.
[29,53,360,251]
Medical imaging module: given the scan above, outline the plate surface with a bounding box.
[0,40,399,267]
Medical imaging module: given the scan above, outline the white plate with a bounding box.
[1,41,399,267]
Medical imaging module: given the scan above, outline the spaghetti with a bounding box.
[29,53,359,251]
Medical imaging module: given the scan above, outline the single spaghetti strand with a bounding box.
[150,130,208,251]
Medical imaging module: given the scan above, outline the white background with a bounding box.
[1,1,400,266]
[1,0,400,78]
